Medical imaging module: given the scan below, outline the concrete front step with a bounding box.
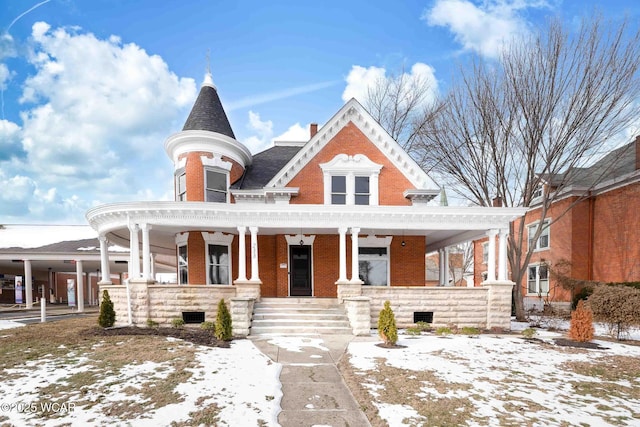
[251,298,353,335]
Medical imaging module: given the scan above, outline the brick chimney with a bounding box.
[636,135,640,170]
[492,196,503,207]
[310,123,318,139]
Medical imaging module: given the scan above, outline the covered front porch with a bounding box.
[87,201,526,332]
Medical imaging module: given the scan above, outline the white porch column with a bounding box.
[237,226,248,282]
[443,248,451,286]
[150,253,156,279]
[337,226,348,283]
[76,260,84,313]
[128,224,140,279]
[438,249,445,285]
[486,229,498,282]
[98,235,112,284]
[498,229,508,281]
[24,259,33,308]
[140,223,152,280]
[249,226,261,283]
[349,227,363,284]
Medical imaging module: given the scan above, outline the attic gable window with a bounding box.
[320,154,382,206]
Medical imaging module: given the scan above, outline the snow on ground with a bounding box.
[0,330,282,426]
[0,319,25,330]
[348,322,640,427]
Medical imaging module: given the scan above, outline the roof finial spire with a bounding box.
[203,48,216,89]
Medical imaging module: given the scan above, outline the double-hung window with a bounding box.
[331,176,347,205]
[482,242,489,264]
[354,176,370,205]
[527,264,549,295]
[178,245,188,285]
[206,169,227,203]
[207,244,229,285]
[358,247,389,286]
[176,172,186,201]
[528,219,550,251]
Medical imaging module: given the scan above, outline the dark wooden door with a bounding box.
[290,245,312,296]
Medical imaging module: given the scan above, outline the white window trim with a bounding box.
[202,232,233,285]
[358,235,391,286]
[527,218,551,252]
[175,168,187,201]
[175,232,189,285]
[320,154,382,205]
[202,155,232,203]
[527,263,550,296]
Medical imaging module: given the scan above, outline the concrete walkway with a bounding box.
[250,334,372,427]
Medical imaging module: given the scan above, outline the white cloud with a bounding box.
[274,123,308,142]
[342,63,439,106]
[1,22,198,222]
[423,0,552,58]
[243,111,310,153]
[341,65,386,103]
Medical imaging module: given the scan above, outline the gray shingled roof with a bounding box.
[182,84,235,139]
[545,140,636,188]
[232,145,303,189]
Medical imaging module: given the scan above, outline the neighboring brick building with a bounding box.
[474,138,640,311]
[87,72,526,331]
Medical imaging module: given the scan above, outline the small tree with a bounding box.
[569,300,594,342]
[378,300,398,346]
[98,289,115,328]
[215,299,232,341]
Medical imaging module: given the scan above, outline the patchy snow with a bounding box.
[0,335,282,426]
[266,335,329,352]
[0,320,26,330]
[348,328,640,426]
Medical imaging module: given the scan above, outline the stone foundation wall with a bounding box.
[99,283,237,327]
[363,286,490,328]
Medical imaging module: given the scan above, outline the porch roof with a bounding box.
[87,201,527,255]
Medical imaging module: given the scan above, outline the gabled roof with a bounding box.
[265,98,439,190]
[544,140,637,188]
[231,145,303,189]
[182,74,235,139]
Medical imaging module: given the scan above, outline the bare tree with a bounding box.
[420,15,640,320]
[364,66,441,162]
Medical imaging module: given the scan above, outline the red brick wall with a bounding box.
[177,152,244,202]
[592,183,640,282]
[390,236,425,286]
[187,232,206,284]
[287,122,413,206]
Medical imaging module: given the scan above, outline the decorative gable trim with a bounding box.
[266,98,439,191]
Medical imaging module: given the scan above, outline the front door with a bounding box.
[290,245,312,296]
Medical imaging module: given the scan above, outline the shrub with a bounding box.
[215,299,233,341]
[415,321,432,332]
[569,300,594,342]
[460,326,480,336]
[521,328,537,339]
[200,321,215,331]
[588,284,640,340]
[97,290,116,328]
[378,301,398,346]
[572,286,593,310]
[405,327,421,336]
[435,326,452,336]
[146,319,159,328]
[171,317,185,328]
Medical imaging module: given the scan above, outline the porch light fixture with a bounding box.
[299,239,304,246]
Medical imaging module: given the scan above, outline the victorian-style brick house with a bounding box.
[87,73,525,334]
[474,137,640,311]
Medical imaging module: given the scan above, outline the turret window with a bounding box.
[176,172,186,201]
[206,169,228,203]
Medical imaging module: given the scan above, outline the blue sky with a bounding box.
[1,0,639,224]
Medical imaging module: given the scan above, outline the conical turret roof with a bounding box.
[182,73,235,139]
